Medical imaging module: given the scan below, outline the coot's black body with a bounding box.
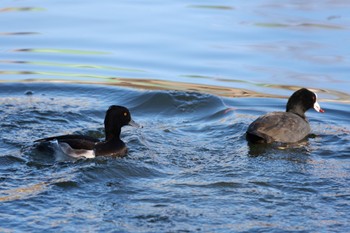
[35,105,137,157]
[246,88,324,144]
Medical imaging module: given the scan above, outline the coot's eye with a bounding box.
[124,112,128,116]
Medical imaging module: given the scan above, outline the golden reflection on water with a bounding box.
[115,79,350,103]
[2,76,349,103]
[3,55,350,102]
[0,182,48,202]
[0,176,76,203]
[0,60,350,102]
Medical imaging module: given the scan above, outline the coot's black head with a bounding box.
[286,88,324,118]
[104,105,133,140]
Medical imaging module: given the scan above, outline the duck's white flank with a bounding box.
[50,140,95,159]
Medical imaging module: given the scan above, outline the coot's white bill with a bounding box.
[313,101,324,113]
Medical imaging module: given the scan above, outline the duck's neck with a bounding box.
[286,105,306,119]
[105,127,121,141]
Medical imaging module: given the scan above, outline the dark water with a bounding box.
[1,0,350,232]
[0,83,349,232]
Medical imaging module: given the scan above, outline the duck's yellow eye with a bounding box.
[124,112,128,116]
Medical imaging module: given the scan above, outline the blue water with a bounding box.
[1,0,350,232]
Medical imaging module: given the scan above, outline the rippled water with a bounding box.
[1,0,350,232]
[1,84,349,232]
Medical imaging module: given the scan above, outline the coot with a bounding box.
[246,88,324,144]
[34,105,139,158]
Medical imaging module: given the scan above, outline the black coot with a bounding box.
[34,105,139,157]
[246,88,324,144]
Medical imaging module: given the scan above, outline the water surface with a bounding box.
[0,0,350,232]
[1,0,350,99]
[1,83,349,232]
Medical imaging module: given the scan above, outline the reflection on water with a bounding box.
[0,7,45,13]
[0,32,40,36]
[0,0,349,103]
[0,182,48,202]
[0,60,145,73]
[188,5,234,10]
[12,48,110,55]
[2,74,350,103]
[255,22,345,30]
[0,0,350,231]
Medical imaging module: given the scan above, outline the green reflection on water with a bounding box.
[0,70,113,80]
[0,60,144,73]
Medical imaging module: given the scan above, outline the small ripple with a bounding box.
[175,181,243,189]
[0,7,45,13]
[80,159,164,183]
[188,5,234,10]
[12,48,110,55]
[0,155,26,167]
[53,180,79,189]
[255,22,346,30]
[134,214,170,223]
[0,32,40,36]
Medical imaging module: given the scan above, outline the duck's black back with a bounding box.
[35,134,100,150]
[246,112,311,143]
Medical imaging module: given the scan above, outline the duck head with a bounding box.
[104,105,138,141]
[286,88,324,119]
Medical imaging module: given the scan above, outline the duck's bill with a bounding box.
[314,101,325,113]
[129,119,142,128]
